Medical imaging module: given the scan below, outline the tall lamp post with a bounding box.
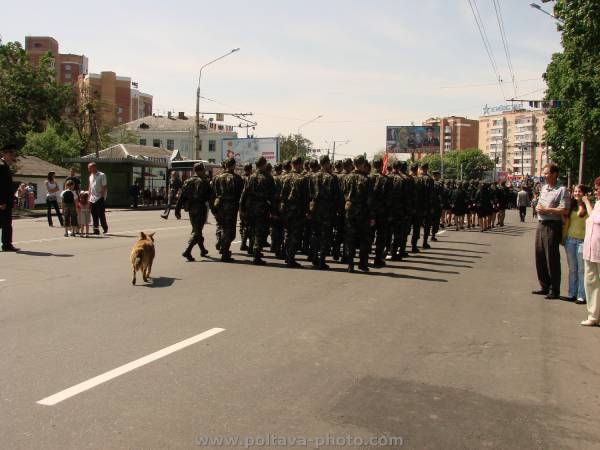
[325,140,350,162]
[195,48,240,158]
[296,114,323,154]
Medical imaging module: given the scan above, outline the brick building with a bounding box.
[423,116,479,152]
[24,36,88,85]
[79,72,153,129]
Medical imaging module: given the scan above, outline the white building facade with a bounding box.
[122,113,237,163]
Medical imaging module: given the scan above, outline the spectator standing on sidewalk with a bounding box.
[532,163,570,300]
[581,178,600,326]
[64,167,81,194]
[78,191,91,237]
[516,185,529,222]
[60,180,79,237]
[0,146,19,252]
[45,171,63,227]
[88,163,108,235]
[16,183,26,209]
[563,185,588,304]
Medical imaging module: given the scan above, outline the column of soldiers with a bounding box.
[175,156,453,273]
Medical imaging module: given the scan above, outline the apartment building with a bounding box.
[423,116,479,151]
[25,36,88,85]
[122,113,237,162]
[78,72,154,129]
[479,109,548,177]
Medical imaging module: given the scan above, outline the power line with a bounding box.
[467,0,506,100]
[492,0,517,97]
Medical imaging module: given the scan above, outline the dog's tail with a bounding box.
[133,249,143,270]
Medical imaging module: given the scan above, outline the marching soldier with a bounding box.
[399,161,416,257]
[280,156,309,268]
[430,170,444,241]
[388,160,407,260]
[308,154,341,270]
[175,163,212,261]
[341,155,372,272]
[270,163,285,259]
[369,157,392,267]
[239,157,276,265]
[239,163,253,252]
[418,162,435,249]
[211,158,244,262]
[410,163,424,253]
[331,159,345,261]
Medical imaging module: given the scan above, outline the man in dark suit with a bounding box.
[0,146,19,251]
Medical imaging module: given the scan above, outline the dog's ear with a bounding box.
[140,231,146,239]
[147,232,155,241]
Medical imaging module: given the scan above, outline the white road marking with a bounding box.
[14,225,189,245]
[37,327,226,406]
[438,230,446,235]
[0,279,5,282]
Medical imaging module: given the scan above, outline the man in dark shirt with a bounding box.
[161,171,183,219]
[64,167,81,193]
[0,146,19,251]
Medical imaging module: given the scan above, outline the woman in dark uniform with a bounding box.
[451,181,468,231]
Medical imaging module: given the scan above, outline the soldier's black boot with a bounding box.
[347,260,355,273]
[221,251,234,263]
[286,258,302,268]
[198,241,209,257]
[422,241,431,249]
[358,256,370,272]
[411,245,420,253]
[373,258,386,268]
[252,253,266,265]
[317,257,330,270]
[182,244,195,262]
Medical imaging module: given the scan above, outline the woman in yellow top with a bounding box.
[564,185,589,303]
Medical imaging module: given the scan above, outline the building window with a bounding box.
[34,42,42,48]
[64,73,72,80]
[153,139,161,147]
[167,139,174,150]
[208,140,216,152]
[64,64,72,71]
[140,138,147,145]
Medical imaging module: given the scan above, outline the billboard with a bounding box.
[222,137,280,165]
[386,126,441,154]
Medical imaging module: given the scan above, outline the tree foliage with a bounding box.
[420,149,493,180]
[543,0,600,181]
[21,123,82,166]
[278,133,316,161]
[0,41,73,148]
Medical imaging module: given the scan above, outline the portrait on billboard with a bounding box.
[386,126,440,153]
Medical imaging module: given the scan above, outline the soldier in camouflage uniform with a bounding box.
[409,163,424,253]
[388,160,408,260]
[270,163,285,259]
[239,157,276,265]
[331,159,345,261]
[211,158,244,262]
[399,161,416,258]
[280,156,309,268]
[175,163,213,261]
[430,170,444,242]
[341,155,372,272]
[239,163,253,252]
[418,162,435,249]
[213,160,227,251]
[369,157,393,268]
[308,154,341,270]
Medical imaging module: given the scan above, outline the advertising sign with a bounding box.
[222,137,280,165]
[386,126,440,154]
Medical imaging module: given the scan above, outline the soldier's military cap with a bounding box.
[333,159,343,168]
[273,163,282,171]
[353,154,366,165]
[309,159,319,170]
[372,157,383,167]
[225,157,236,168]
[256,156,267,167]
[193,162,205,172]
[319,154,330,165]
[291,156,303,165]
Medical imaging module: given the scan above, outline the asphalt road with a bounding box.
[1,209,600,450]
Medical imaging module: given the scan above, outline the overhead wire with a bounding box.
[467,0,506,100]
[492,0,518,97]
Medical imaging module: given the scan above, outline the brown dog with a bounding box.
[130,231,155,285]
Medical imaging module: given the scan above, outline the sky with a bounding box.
[4,0,562,158]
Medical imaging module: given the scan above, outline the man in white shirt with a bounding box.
[88,163,108,234]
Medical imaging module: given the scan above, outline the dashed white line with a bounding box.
[37,327,226,406]
[14,225,189,245]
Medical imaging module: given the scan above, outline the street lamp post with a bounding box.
[529,3,564,24]
[296,115,323,154]
[195,48,240,158]
[325,140,350,162]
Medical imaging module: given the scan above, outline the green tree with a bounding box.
[543,0,600,182]
[278,133,315,161]
[0,41,73,148]
[21,124,83,166]
[421,149,493,180]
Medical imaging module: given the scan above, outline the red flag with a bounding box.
[383,153,389,174]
